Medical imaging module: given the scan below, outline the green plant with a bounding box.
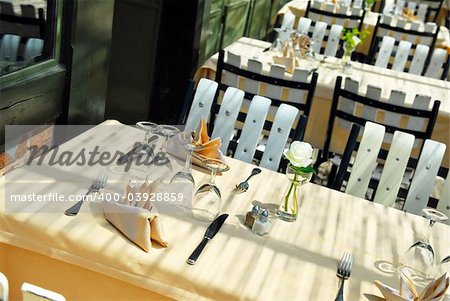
[341,28,370,51]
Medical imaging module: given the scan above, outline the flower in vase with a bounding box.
[283,141,315,174]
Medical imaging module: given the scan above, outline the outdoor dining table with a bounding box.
[0,120,449,300]
[277,0,450,56]
[195,37,450,167]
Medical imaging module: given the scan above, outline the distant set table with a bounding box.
[277,0,450,56]
[195,37,450,166]
[1,120,449,300]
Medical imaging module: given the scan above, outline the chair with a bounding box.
[423,48,449,80]
[0,34,20,61]
[372,36,431,75]
[183,78,218,133]
[412,0,443,22]
[21,283,66,301]
[0,272,8,301]
[332,122,447,217]
[213,49,317,164]
[296,17,345,58]
[210,88,305,171]
[20,4,36,18]
[367,15,439,68]
[320,76,440,187]
[23,38,44,61]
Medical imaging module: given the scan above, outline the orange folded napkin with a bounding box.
[374,269,449,301]
[102,180,168,252]
[167,119,225,167]
[402,8,417,21]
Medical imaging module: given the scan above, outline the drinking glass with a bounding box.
[435,255,450,277]
[152,125,180,166]
[400,208,448,283]
[135,121,158,155]
[170,131,196,185]
[192,159,229,221]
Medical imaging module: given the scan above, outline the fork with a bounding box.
[235,168,261,193]
[64,169,109,216]
[335,252,354,301]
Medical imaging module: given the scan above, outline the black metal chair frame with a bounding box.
[321,75,440,187]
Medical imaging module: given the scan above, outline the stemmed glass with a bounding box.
[135,121,158,155]
[400,208,448,283]
[152,125,180,166]
[170,131,196,185]
[192,159,230,221]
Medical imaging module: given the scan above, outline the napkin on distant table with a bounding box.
[402,8,417,21]
[102,180,168,252]
[272,37,306,73]
[374,269,449,301]
[167,119,224,166]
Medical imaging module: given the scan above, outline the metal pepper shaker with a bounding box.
[244,205,260,229]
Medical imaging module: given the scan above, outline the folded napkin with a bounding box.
[374,269,449,301]
[402,8,417,21]
[102,180,168,252]
[167,119,225,166]
[272,37,307,73]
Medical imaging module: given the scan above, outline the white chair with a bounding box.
[424,48,449,80]
[408,44,430,75]
[21,283,65,301]
[0,34,20,62]
[0,272,8,301]
[416,3,429,21]
[323,24,344,57]
[24,38,44,61]
[281,10,296,29]
[184,78,218,133]
[334,122,446,217]
[436,173,450,225]
[375,36,395,68]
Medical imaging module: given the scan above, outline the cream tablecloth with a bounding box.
[195,37,450,166]
[277,0,450,55]
[0,120,449,300]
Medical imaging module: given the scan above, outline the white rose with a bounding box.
[283,141,313,168]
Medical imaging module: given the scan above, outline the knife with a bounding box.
[187,213,229,265]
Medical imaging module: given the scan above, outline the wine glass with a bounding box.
[135,121,158,155]
[152,125,180,166]
[435,255,450,277]
[192,159,230,221]
[170,131,196,185]
[400,208,448,283]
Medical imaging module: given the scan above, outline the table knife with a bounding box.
[187,214,229,265]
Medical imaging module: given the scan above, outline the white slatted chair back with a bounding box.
[403,140,446,215]
[324,24,343,57]
[436,175,450,225]
[184,78,218,133]
[408,44,430,75]
[297,17,312,35]
[265,64,285,100]
[234,96,271,163]
[211,87,245,154]
[21,283,66,301]
[373,131,415,206]
[417,3,428,21]
[0,272,8,301]
[343,0,352,6]
[345,122,385,198]
[353,0,363,7]
[424,48,448,79]
[282,10,296,29]
[311,21,327,54]
[392,40,412,72]
[0,34,20,62]
[375,36,395,68]
[408,94,431,147]
[287,68,310,105]
[24,38,44,61]
[260,104,299,170]
[382,90,406,142]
